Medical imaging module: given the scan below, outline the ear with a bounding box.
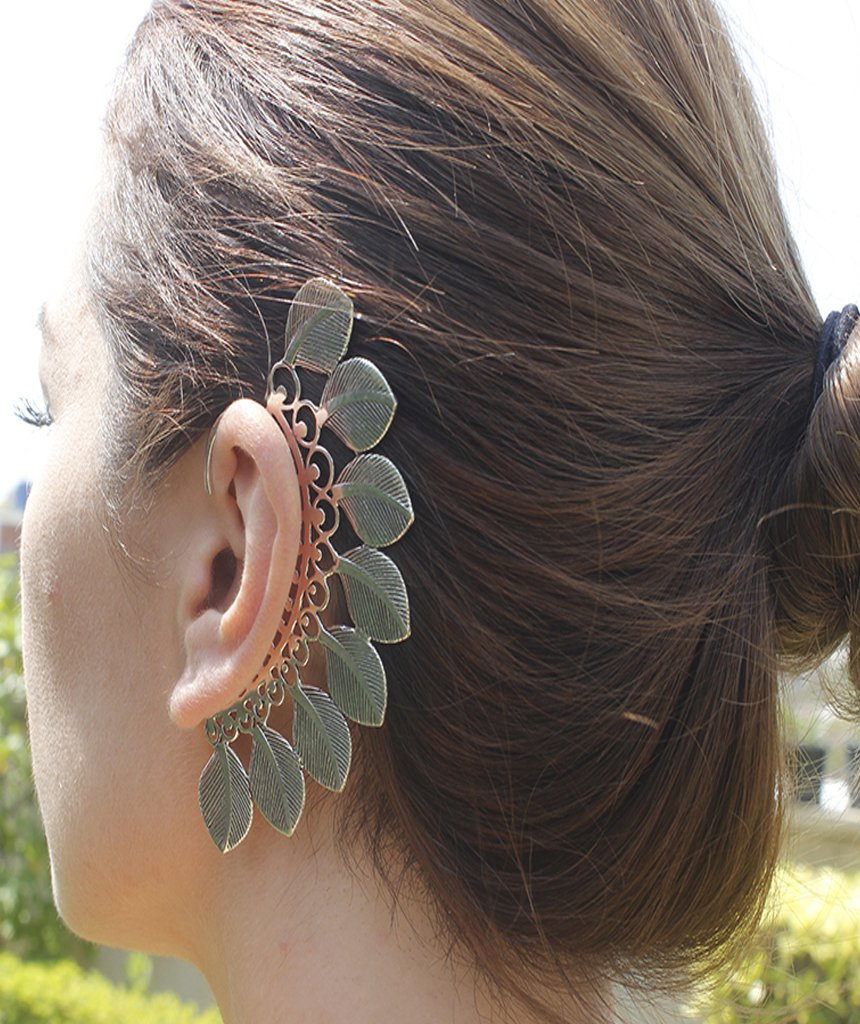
[168,397,301,729]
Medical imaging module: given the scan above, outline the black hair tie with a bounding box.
[811,303,859,408]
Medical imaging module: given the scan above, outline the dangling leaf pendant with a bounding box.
[249,725,305,836]
[197,278,414,852]
[199,745,253,854]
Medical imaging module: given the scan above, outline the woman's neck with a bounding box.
[194,797,494,1023]
[189,789,604,1024]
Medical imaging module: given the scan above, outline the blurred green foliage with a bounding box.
[695,862,860,1023]
[0,952,221,1024]
[0,554,92,963]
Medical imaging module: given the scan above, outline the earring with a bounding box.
[197,278,414,852]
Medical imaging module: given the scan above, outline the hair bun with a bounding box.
[768,309,860,677]
[810,304,859,411]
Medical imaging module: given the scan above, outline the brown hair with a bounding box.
[87,0,837,1017]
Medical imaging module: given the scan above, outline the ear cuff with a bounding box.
[197,278,414,852]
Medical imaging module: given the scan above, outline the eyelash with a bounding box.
[15,397,54,429]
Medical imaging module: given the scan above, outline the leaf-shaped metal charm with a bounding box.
[335,545,411,642]
[198,744,253,853]
[320,357,396,452]
[249,725,306,836]
[333,453,414,547]
[292,681,352,791]
[319,625,387,726]
[283,279,353,374]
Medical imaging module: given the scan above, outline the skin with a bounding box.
[18,260,579,1024]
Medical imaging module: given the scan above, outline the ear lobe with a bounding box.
[169,398,301,730]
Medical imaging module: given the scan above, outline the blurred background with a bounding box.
[0,2,858,1021]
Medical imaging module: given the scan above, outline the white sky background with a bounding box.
[0,0,858,498]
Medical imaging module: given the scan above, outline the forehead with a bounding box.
[39,264,107,405]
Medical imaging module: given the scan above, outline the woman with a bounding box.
[18,1,857,1021]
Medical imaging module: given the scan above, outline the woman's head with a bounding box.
[20,0,857,1018]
